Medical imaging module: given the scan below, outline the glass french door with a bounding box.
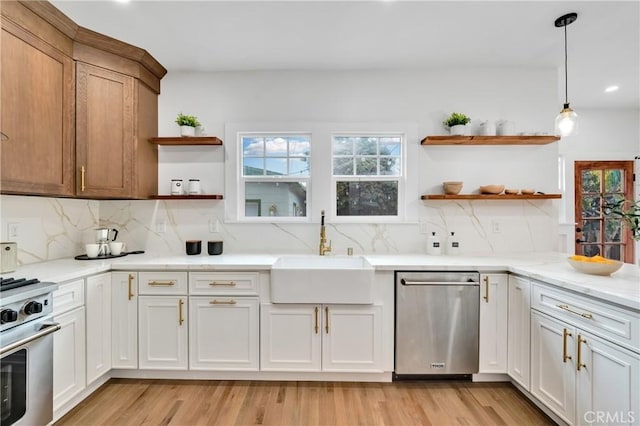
[574,161,634,262]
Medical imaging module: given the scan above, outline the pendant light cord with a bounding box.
[564,23,568,105]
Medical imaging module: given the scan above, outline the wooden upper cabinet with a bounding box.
[0,8,75,196]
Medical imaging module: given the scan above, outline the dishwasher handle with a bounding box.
[400,278,479,286]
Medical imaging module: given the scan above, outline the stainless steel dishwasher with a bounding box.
[395,271,480,377]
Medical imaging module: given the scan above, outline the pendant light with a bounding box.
[554,12,578,137]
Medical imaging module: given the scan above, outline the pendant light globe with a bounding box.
[554,12,578,137]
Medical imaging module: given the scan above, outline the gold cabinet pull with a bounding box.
[314,306,319,334]
[209,281,236,287]
[149,280,175,286]
[483,276,489,303]
[557,304,593,320]
[127,274,134,300]
[325,306,329,334]
[209,299,236,305]
[80,166,86,192]
[178,299,184,325]
[562,328,573,363]
[577,335,587,371]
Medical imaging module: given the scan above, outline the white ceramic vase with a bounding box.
[449,124,466,136]
[180,125,195,137]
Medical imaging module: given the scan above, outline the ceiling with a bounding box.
[51,0,639,109]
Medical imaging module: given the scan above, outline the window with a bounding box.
[240,134,310,218]
[332,135,402,217]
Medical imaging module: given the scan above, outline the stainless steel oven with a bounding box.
[1,278,59,426]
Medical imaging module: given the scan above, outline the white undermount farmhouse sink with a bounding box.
[271,255,374,304]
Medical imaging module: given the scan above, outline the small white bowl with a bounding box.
[567,258,623,276]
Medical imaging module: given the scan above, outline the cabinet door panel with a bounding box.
[1,21,74,196]
[576,331,639,425]
[507,275,531,390]
[531,311,576,425]
[322,305,382,372]
[479,274,508,373]
[260,304,321,372]
[53,307,86,411]
[111,272,137,369]
[86,273,111,385]
[139,296,188,370]
[189,297,258,370]
[76,62,133,198]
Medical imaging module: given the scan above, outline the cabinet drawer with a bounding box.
[189,272,258,295]
[53,279,84,315]
[532,282,639,352]
[138,272,188,295]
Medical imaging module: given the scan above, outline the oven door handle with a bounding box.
[0,323,60,355]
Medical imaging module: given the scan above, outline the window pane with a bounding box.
[582,170,601,193]
[244,182,307,217]
[604,170,623,193]
[582,245,601,257]
[333,158,353,175]
[355,137,378,155]
[265,137,288,157]
[605,219,622,242]
[380,157,400,176]
[289,158,310,177]
[243,137,264,156]
[289,138,310,157]
[243,158,265,175]
[355,158,378,175]
[264,158,287,175]
[336,181,398,216]
[333,137,353,155]
[380,137,401,155]
[582,220,601,243]
[581,196,601,218]
[604,245,622,261]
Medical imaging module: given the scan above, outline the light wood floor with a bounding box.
[56,379,553,426]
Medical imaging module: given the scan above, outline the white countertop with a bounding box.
[7,252,639,311]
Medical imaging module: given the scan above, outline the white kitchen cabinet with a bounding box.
[138,296,188,370]
[53,306,86,411]
[479,273,508,373]
[531,310,576,424]
[85,273,111,385]
[530,281,640,425]
[507,275,531,390]
[261,303,382,372]
[189,296,259,370]
[111,272,138,369]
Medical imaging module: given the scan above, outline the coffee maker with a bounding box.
[95,228,118,256]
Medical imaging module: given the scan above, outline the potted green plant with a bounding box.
[175,113,201,137]
[443,112,471,136]
[605,198,640,241]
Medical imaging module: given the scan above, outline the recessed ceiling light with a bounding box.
[604,85,619,93]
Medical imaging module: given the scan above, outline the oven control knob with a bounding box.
[0,309,18,324]
[23,301,43,315]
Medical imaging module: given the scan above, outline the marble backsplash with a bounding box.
[1,195,558,265]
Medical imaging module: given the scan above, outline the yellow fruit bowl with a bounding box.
[567,255,623,276]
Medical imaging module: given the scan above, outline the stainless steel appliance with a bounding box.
[395,271,480,377]
[95,228,118,256]
[1,277,59,425]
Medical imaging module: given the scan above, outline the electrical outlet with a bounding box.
[155,220,167,233]
[491,220,501,234]
[7,223,19,240]
[209,219,219,233]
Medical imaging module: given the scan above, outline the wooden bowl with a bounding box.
[480,185,505,194]
[567,257,623,276]
[505,189,519,195]
[443,181,463,195]
[521,188,535,195]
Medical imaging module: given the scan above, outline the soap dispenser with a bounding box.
[446,231,460,255]
[426,232,442,255]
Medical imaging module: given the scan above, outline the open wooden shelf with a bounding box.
[149,136,223,145]
[150,195,224,200]
[420,135,560,146]
[422,194,562,200]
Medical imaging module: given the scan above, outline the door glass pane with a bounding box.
[581,170,601,193]
[581,196,601,218]
[604,169,623,193]
[582,220,601,243]
[604,219,622,242]
[605,245,623,261]
[582,245,601,257]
